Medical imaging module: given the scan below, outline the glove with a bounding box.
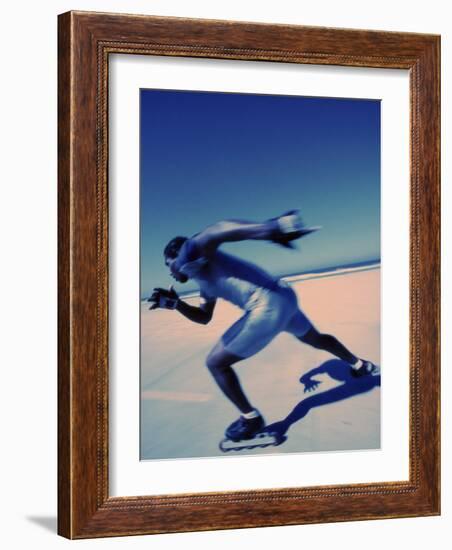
[148,286,179,310]
[268,210,306,249]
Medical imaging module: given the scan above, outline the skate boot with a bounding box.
[351,360,380,378]
[225,414,265,442]
[219,413,285,453]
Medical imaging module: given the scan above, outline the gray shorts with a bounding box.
[221,282,312,358]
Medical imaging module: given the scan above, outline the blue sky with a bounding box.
[140,89,380,297]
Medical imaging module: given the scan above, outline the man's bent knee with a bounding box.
[206,347,242,374]
[206,352,222,374]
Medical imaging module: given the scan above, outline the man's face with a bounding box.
[165,255,188,283]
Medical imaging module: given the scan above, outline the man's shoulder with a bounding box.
[177,238,209,277]
[180,237,202,261]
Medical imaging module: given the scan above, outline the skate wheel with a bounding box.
[219,439,232,452]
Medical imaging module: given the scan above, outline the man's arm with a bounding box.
[148,286,216,325]
[192,210,307,254]
[176,299,216,325]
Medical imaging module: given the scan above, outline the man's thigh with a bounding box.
[220,307,286,358]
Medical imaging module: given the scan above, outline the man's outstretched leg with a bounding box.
[298,326,379,377]
[206,345,265,440]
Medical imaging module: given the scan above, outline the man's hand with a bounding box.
[148,286,179,310]
[269,210,307,249]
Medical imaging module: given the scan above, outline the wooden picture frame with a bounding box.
[58,11,440,539]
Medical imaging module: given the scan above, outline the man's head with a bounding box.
[164,236,189,283]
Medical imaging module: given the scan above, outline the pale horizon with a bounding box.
[141,258,380,300]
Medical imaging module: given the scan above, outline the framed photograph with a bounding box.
[58,11,440,538]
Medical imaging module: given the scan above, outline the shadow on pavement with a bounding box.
[267,359,381,439]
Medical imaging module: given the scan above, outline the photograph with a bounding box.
[140,88,381,460]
